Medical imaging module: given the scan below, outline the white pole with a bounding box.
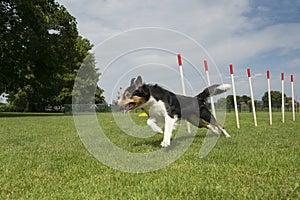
[177,54,191,133]
[281,73,285,123]
[230,64,240,128]
[248,68,257,127]
[291,75,295,121]
[204,60,216,118]
[267,70,272,125]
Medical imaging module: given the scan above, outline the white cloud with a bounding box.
[56,0,300,102]
[59,0,251,42]
[208,23,300,66]
[257,6,270,12]
[59,0,300,63]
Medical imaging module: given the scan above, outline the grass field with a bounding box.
[0,111,299,199]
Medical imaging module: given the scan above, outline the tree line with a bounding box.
[0,0,105,112]
[217,91,297,112]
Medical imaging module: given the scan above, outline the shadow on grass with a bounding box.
[0,112,65,118]
[132,133,209,148]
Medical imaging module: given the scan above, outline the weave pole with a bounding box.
[267,70,272,125]
[229,64,240,128]
[291,75,295,121]
[204,60,216,118]
[281,73,285,123]
[247,68,257,127]
[177,54,191,133]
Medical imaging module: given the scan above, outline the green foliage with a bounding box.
[8,85,33,112]
[262,91,288,108]
[71,54,106,105]
[0,0,105,111]
[225,95,251,112]
[95,87,105,104]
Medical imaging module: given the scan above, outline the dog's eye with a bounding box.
[132,91,138,96]
[124,91,131,98]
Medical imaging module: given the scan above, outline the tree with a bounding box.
[241,95,250,104]
[72,53,105,105]
[1,0,105,111]
[262,91,287,109]
[224,95,232,111]
[216,97,226,109]
[226,94,251,112]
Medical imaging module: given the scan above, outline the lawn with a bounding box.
[0,111,299,199]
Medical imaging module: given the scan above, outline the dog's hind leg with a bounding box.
[210,119,231,138]
[217,124,231,138]
[200,107,231,138]
[186,114,219,135]
[221,128,231,138]
[208,115,231,138]
[206,124,220,135]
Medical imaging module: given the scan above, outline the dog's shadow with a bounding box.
[132,133,215,150]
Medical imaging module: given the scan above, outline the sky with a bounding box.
[56,0,300,104]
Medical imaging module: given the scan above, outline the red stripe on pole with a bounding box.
[177,54,182,66]
[291,74,294,82]
[230,64,234,74]
[267,70,270,79]
[281,72,284,80]
[204,60,208,71]
[247,68,251,77]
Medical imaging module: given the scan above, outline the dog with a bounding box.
[118,76,231,147]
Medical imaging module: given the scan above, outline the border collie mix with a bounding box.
[118,76,231,147]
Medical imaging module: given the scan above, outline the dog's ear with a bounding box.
[130,78,136,86]
[134,76,143,89]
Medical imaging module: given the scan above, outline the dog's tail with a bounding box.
[196,84,231,99]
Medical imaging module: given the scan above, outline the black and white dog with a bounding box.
[118,76,231,147]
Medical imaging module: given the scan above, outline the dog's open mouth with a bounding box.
[124,102,136,112]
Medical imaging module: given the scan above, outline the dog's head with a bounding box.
[118,76,150,112]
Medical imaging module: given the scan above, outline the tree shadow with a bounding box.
[0,112,64,118]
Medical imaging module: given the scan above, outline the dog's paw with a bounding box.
[152,126,163,134]
[161,140,170,148]
[222,129,231,138]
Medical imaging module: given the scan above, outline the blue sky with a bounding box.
[56,0,300,104]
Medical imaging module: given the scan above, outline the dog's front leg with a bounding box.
[147,118,163,134]
[161,115,177,148]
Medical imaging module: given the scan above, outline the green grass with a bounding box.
[0,112,299,199]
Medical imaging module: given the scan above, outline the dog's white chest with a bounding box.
[141,96,167,122]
